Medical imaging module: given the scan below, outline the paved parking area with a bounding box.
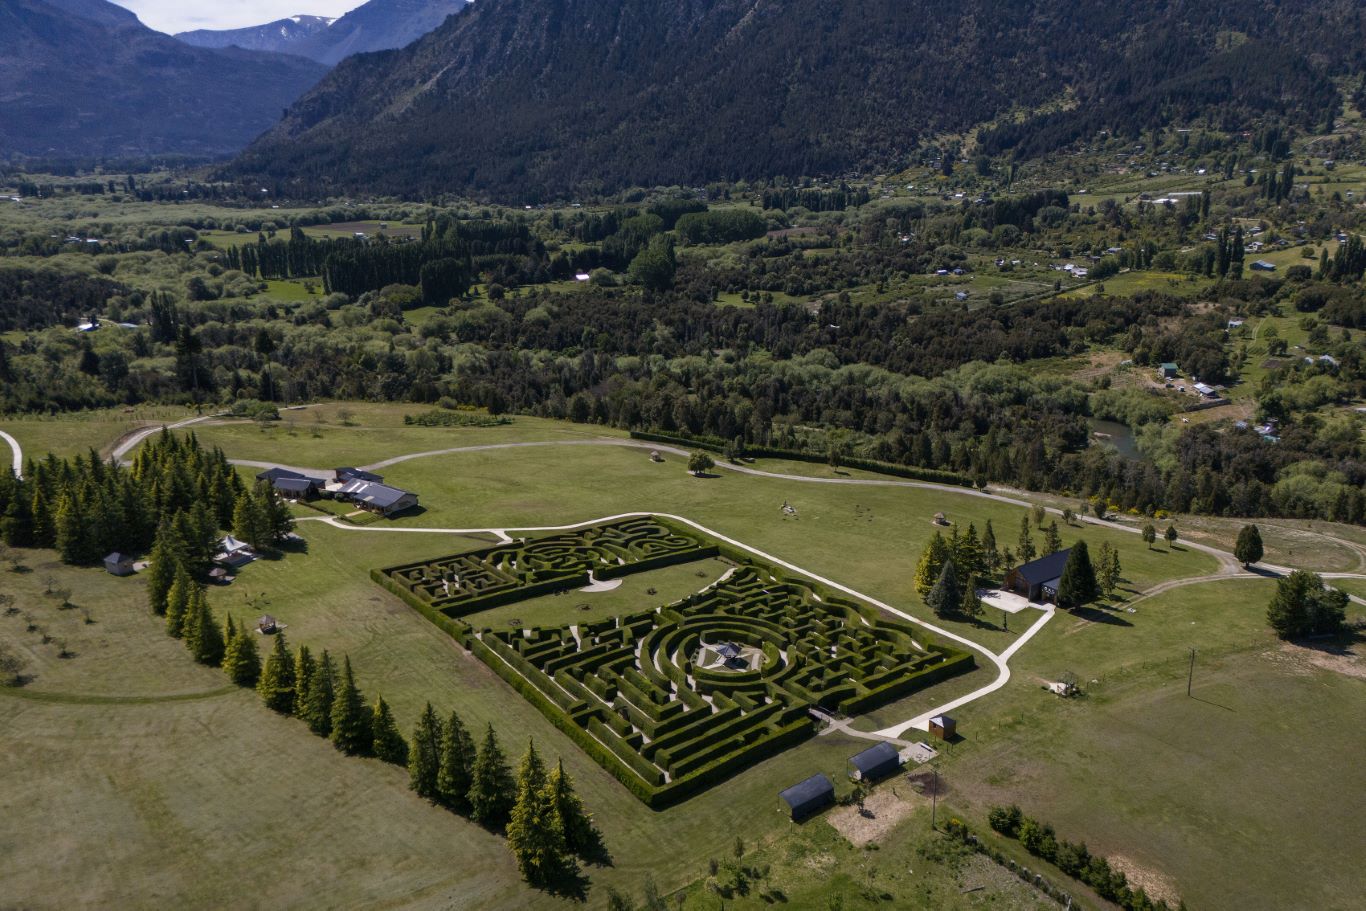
[979,587,1045,614]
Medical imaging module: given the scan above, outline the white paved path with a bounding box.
[299,509,1057,740]
[0,429,22,478]
[252,439,1366,738]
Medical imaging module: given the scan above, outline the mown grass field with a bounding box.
[7,406,1365,909]
[943,579,1366,911]
[0,404,199,460]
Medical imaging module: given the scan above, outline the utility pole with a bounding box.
[931,766,938,830]
[1187,647,1196,696]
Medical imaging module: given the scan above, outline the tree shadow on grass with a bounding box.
[1067,605,1133,627]
[537,862,591,902]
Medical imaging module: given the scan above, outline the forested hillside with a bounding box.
[231,0,1365,199]
[0,0,327,159]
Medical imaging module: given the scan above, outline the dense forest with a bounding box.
[230,0,1366,199]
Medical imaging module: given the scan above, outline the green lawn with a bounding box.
[9,409,1364,909]
[261,278,322,302]
[0,553,528,911]
[941,578,1366,911]
[461,556,733,631]
[0,404,199,460]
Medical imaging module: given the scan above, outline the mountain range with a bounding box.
[176,0,472,67]
[230,0,1366,200]
[174,14,336,56]
[0,0,328,159]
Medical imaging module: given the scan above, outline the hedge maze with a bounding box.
[377,517,974,807]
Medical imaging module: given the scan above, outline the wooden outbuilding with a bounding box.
[258,615,278,634]
[928,714,957,741]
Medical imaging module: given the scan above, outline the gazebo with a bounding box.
[257,615,279,634]
[933,512,949,526]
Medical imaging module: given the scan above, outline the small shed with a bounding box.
[932,512,949,526]
[1158,362,1178,379]
[104,552,136,576]
[848,741,902,782]
[208,567,232,584]
[779,773,835,821]
[929,714,957,741]
[649,450,663,463]
[258,615,278,634]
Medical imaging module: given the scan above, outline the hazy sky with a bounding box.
[114,1,364,34]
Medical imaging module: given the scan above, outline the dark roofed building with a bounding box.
[1004,548,1073,603]
[848,741,901,782]
[104,552,136,576]
[256,467,307,484]
[337,479,419,516]
[779,773,835,821]
[274,476,321,500]
[335,467,384,484]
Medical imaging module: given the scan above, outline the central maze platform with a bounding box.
[376,517,974,806]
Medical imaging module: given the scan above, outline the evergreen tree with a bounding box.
[544,758,598,857]
[54,493,88,564]
[926,559,961,617]
[438,709,478,810]
[1055,542,1099,610]
[409,702,444,801]
[1164,524,1178,546]
[913,532,951,599]
[506,740,566,884]
[165,564,195,638]
[1017,515,1036,563]
[956,523,985,576]
[1141,524,1157,549]
[982,519,999,571]
[260,482,295,543]
[293,644,316,713]
[300,649,337,737]
[145,519,186,616]
[1267,570,1348,639]
[1043,520,1062,556]
[371,696,409,765]
[222,617,262,687]
[959,574,983,621]
[1234,524,1263,567]
[256,632,296,713]
[330,655,372,755]
[231,491,269,551]
[184,588,225,666]
[1096,541,1122,597]
[469,723,516,827]
[29,486,54,548]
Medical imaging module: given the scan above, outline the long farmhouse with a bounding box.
[255,466,419,517]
